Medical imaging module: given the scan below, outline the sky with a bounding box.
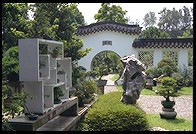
[77,3,193,26]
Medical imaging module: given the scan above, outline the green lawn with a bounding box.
[116,85,193,96]
[96,74,193,131]
[176,87,193,95]
[146,114,192,131]
[111,74,193,96]
[111,73,120,81]
[90,92,193,131]
[141,86,193,96]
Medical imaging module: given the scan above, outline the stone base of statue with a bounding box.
[120,90,140,104]
[121,95,137,104]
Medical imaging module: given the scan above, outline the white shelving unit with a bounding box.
[19,38,72,114]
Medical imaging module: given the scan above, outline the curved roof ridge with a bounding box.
[75,21,142,36]
[132,38,193,48]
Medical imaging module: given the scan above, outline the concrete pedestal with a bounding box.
[8,97,78,131]
[159,107,177,119]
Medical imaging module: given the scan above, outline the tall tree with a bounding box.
[31,3,90,62]
[2,46,19,81]
[179,6,192,31]
[2,3,30,52]
[2,3,91,86]
[94,3,128,23]
[143,12,157,28]
[158,6,193,38]
[178,26,193,38]
[30,3,64,39]
[141,26,169,39]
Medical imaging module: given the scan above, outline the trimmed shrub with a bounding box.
[73,79,98,107]
[157,58,178,73]
[76,92,149,131]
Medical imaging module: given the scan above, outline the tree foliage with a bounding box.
[2,46,19,80]
[157,57,178,76]
[143,12,157,28]
[34,3,91,84]
[2,3,30,52]
[94,3,128,23]
[91,51,122,79]
[30,3,90,61]
[141,26,169,39]
[141,6,193,38]
[2,3,91,87]
[158,6,193,38]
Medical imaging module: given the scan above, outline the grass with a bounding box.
[111,73,193,96]
[101,74,193,131]
[146,114,193,131]
[176,87,193,95]
[111,73,120,81]
[90,92,193,131]
[116,86,193,96]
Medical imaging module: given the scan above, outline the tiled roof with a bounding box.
[132,38,193,48]
[75,21,142,36]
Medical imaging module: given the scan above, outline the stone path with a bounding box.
[137,95,193,120]
[102,74,118,94]
[102,74,115,85]
[102,74,193,121]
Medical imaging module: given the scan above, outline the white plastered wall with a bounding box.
[77,31,138,71]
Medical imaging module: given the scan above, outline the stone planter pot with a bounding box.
[54,98,62,104]
[160,100,177,119]
[96,79,107,95]
[27,114,38,120]
[161,100,175,108]
[160,110,177,119]
[51,52,58,58]
[96,79,107,87]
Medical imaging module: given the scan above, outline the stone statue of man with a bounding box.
[120,54,146,104]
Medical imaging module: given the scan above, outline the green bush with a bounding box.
[147,67,162,78]
[157,58,178,73]
[76,92,149,131]
[156,77,178,101]
[73,79,98,107]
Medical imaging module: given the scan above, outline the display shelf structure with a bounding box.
[18,38,72,114]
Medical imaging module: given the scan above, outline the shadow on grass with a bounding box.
[163,117,187,124]
[147,113,192,131]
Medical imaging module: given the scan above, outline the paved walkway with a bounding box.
[102,74,193,120]
[102,74,118,94]
[137,95,193,120]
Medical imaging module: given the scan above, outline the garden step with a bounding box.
[37,97,98,131]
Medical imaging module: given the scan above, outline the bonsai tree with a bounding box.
[156,76,178,102]
[54,87,64,104]
[93,66,109,87]
[157,57,178,77]
[57,70,65,74]
[50,46,60,58]
[157,76,179,119]
[94,65,109,80]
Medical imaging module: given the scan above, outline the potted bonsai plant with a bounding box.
[54,87,64,104]
[156,76,178,119]
[50,46,60,58]
[94,65,108,87]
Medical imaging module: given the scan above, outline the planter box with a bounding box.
[96,79,107,87]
